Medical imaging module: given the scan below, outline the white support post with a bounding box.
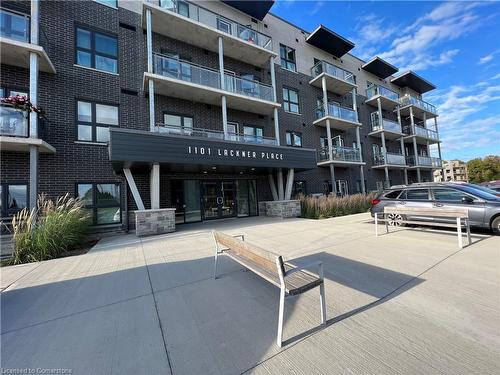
[352,88,358,122]
[355,126,366,194]
[284,168,294,200]
[29,0,39,209]
[277,169,284,200]
[218,36,225,90]
[148,80,155,132]
[124,168,145,211]
[374,213,378,236]
[150,163,160,209]
[359,165,366,194]
[276,257,286,348]
[270,56,277,102]
[146,9,153,73]
[322,76,333,161]
[273,107,280,145]
[222,95,228,137]
[268,174,278,201]
[329,164,336,195]
[319,263,326,325]
[213,231,219,279]
[29,146,38,209]
[457,217,463,249]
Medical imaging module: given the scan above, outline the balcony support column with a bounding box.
[329,165,337,195]
[277,169,285,200]
[270,56,277,102]
[28,0,39,209]
[29,146,38,210]
[359,165,366,194]
[404,168,408,185]
[322,76,333,160]
[218,36,225,90]
[273,108,280,145]
[285,169,294,200]
[351,89,358,122]
[409,106,416,136]
[268,174,278,201]
[221,95,228,137]
[148,80,155,132]
[146,9,153,73]
[355,126,366,194]
[150,163,160,210]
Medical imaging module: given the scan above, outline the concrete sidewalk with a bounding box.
[1,213,499,374]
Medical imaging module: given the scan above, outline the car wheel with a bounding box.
[491,216,500,235]
[387,213,405,226]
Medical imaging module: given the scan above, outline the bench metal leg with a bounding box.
[277,287,285,348]
[375,213,378,236]
[456,217,463,249]
[213,232,219,279]
[385,215,389,234]
[466,219,472,246]
[318,263,326,325]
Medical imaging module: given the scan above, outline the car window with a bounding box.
[433,188,472,202]
[401,189,429,200]
[384,190,402,199]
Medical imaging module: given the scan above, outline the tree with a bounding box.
[467,155,500,183]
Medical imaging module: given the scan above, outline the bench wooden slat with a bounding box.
[384,206,468,218]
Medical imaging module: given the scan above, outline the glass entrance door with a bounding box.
[201,181,236,220]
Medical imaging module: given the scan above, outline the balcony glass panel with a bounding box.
[0,104,29,137]
[224,73,273,101]
[399,95,437,114]
[317,146,361,163]
[0,9,29,42]
[316,103,357,122]
[371,116,401,133]
[311,61,355,84]
[406,156,441,167]
[366,85,399,101]
[402,124,439,140]
[155,123,277,145]
[155,0,273,50]
[373,152,406,166]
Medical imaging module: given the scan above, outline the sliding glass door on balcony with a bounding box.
[0,9,29,42]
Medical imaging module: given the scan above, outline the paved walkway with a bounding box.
[1,213,499,374]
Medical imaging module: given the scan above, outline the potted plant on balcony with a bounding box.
[1,95,44,116]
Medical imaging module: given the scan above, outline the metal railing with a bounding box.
[151,0,273,50]
[398,95,437,114]
[317,146,361,163]
[153,54,274,101]
[366,85,399,101]
[0,104,29,137]
[0,8,29,42]
[310,61,356,84]
[373,152,406,166]
[155,123,277,145]
[316,102,358,122]
[402,124,439,141]
[370,115,402,133]
[406,155,442,167]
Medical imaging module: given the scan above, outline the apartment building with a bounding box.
[434,160,468,182]
[0,0,443,230]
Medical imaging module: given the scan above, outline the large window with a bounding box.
[94,0,117,8]
[77,101,118,143]
[160,113,193,134]
[283,87,299,114]
[76,27,118,73]
[0,184,28,218]
[280,44,296,72]
[286,131,302,147]
[292,181,307,197]
[243,125,263,142]
[77,183,121,225]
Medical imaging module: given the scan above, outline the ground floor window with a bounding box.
[0,183,28,218]
[76,183,121,225]
[292,181,307,197]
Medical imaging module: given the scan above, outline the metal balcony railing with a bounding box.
[0,104,29,137]
[316,103,358,122]
[366,85,399,101]
[399,95,437,114]
[151,0,273,50]
[406,155,442,167]
[373,152,406,166]
[153,54,274,101]
[402,124,439,141]
[317,146,361,163]
[370,116,402,133]
[155,123,277,145]
[310,61,356,84]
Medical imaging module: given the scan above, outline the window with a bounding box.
[320,136,328,148]
[1,87,28,98]
[286,131,302,147]
[160,113,193,134]
[0,9,29,42]
[283,88,299,114]
[77,183,121,225]
[243,125,263,142]
[0,184,28,218]
[217,18,232,34]
[292,181,306,197]
[280,44,296,72]
[77,101,118,143]
[433,188,472,202]
[76,27,118,73]
[94,0,117,8]
[401,189,429,201]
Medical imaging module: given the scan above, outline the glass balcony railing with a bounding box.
[153,54,274,102]
[370,116,402,133]
[155,123,277,145]
[316,103,358,122]
[317,146,361,163]
[406,156,442,167]
[151,0,273,50]
[0,104,29,137]
[402,124,439,141]
[0,9,30,42]
[399,95,437,114]
[310,61,356,84]
[373,152,406,166]
[366,85,399,102]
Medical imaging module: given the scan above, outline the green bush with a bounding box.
[9,194,90,265]
[299,193,375,219]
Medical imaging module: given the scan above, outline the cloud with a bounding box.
[308,1,325,16]
[478,49,500,65]
[352,13,399,60]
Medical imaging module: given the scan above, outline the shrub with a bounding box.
[299,193,375,219]
[9,194,90,265]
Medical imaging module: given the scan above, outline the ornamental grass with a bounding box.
[299,193,375,219]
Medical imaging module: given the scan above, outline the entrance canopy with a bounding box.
[109,128,317,174]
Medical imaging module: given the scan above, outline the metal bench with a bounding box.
[212,231,326,347]
[374,206,472,248]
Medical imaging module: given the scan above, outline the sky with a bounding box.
[270,0,500,161]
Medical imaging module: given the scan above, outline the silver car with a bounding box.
[370,182,500,234]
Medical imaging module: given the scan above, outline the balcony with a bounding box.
[314,102,360,130]
[143,0,275,66]
[0,104,55,153]
[406,156,442,169]
[309,61,356,95]
[144,54,279,114]
[372,152,407,168]
[317,146,364,166]
[402,124,439,144]
[369,116,403,140]
[398,95,437,119]
[155,123,278,146]
[0,8,56,73]
[365,85,399,110]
